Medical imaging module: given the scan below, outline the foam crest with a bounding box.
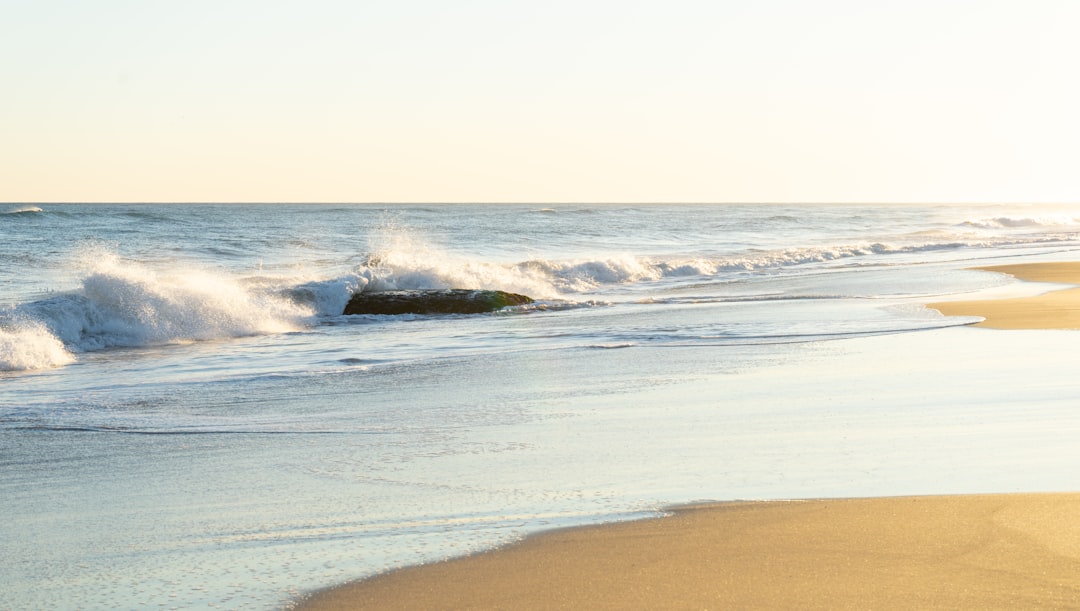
[73,254,312,348]
[357,228,562,298]
[961,215,1080,229]
[521,241,984,292]
[352,231,995,298]
[5,251,316,370]
[2,205,44,215]
[0,319,75,371]
[518,256,664,292]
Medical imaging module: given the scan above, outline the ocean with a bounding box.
[4,203,1080,609]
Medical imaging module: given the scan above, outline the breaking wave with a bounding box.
[4,218,1076,372]
[2,249,314,372]
[338,222,1057,298]
[0,319,75,371]
[959,215,1080,229]
[2,205,44,215]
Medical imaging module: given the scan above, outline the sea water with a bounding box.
[3,203,1080,609]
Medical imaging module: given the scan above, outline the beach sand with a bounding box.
[299,262,1080,610]
[928,262,1080,329]
[300,494,1080,609]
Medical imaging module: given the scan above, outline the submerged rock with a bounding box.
[343,289,534,315]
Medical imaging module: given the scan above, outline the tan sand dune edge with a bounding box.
[928,262,1080,329]
[297,493,1080,610]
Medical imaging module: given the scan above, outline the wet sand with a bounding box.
[300,494,1080,609]
[929,262,1080,329]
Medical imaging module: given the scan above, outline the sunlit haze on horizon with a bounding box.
[3,0,1079,203]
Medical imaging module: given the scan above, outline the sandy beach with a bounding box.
[297,261,1080,610]
[300,494,1080,609]
[928,262,1080,329]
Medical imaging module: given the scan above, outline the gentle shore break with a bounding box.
[297,262,1080,610]
[299,493,1080,609]
[928,262,1080,329]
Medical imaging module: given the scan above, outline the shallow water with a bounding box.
[3,203,1080,608]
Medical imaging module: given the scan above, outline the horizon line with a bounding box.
[5,201,1076,206]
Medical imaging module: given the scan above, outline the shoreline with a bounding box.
[296,261,1080,610]
[298,493,1080,609]
[928,262,1080,329]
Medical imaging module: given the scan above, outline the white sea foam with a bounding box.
[346,230,1072,298]
[5,250,315,369]
[355,228,563,298]
[960,215,1080,229]
[516,255,664,292]
[0,319,75,371]
[1,205,44,215]
[81,252,311,344]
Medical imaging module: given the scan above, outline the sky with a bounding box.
[2,0,1079,203]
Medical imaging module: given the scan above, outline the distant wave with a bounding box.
[960,215,1080,229]
[14,424,347,435]
[118,209,181,223]
[2,205,44,215]
[507,236,1067,293]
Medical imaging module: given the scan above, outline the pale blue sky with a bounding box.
[3,0,1079,202]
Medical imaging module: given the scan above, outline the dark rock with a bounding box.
[343,289,534,315]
